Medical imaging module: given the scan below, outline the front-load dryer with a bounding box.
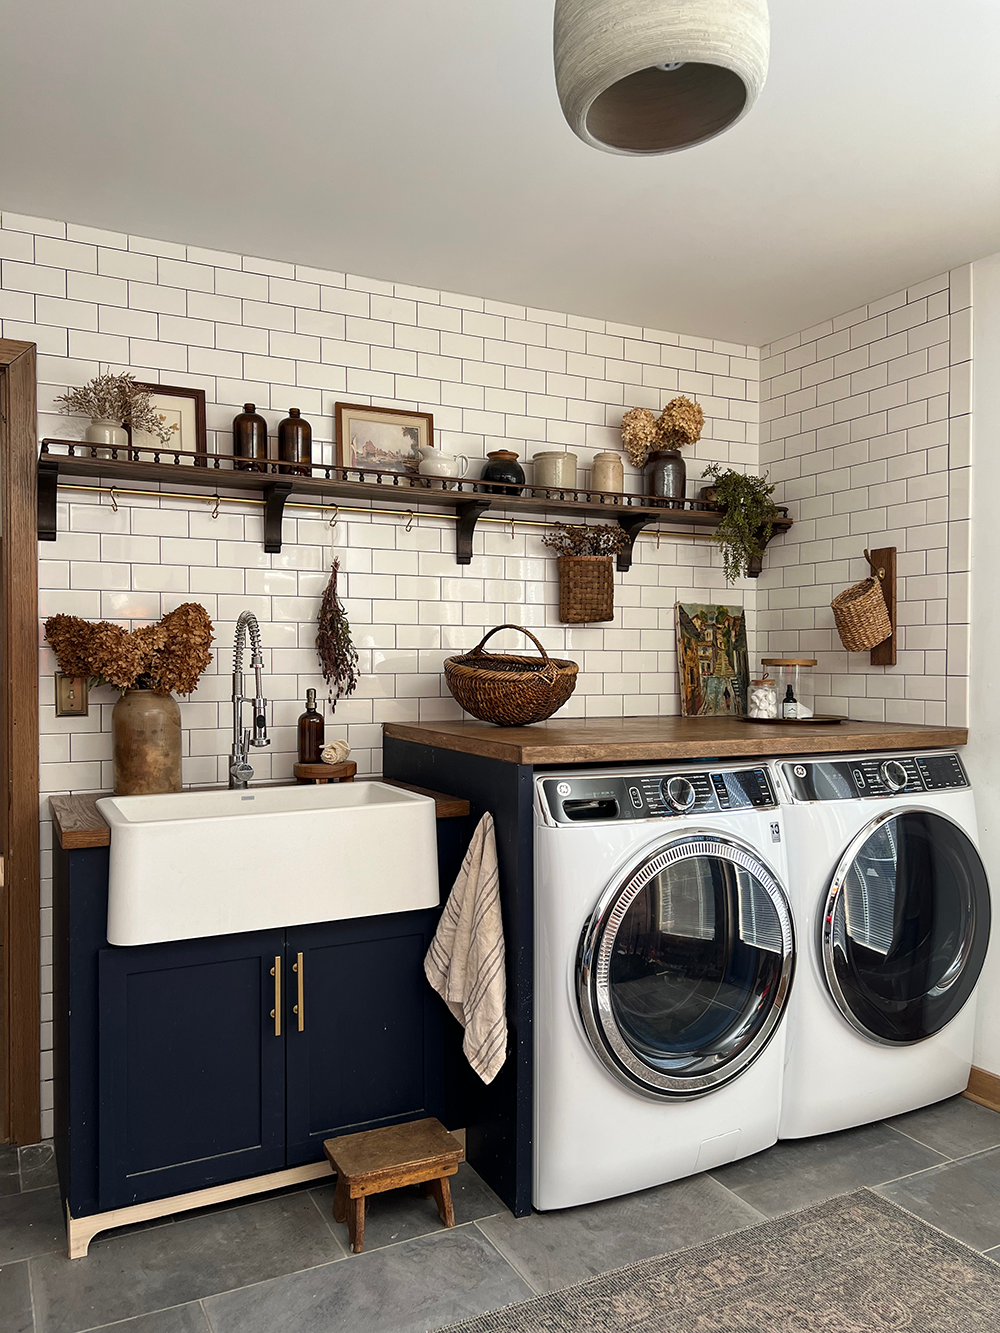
[773,750,991,1139]
[533,762,794,1211]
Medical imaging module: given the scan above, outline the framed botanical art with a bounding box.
[335,402,433,473]
[675,602,749,717]
[130,383,208,462]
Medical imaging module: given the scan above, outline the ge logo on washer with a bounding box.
[793,765,807,778]
[556,782,572,797]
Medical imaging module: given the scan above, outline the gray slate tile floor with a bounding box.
[2,1097,999,1333]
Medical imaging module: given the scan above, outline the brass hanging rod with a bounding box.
[55,483,719,543]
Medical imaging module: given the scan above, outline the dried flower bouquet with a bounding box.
[620,395,705,468]
[56,373,174,443]
[45,603,214,695]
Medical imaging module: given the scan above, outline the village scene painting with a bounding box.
[675,603,749,717]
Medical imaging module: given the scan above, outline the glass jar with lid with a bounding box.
[747,669,778,720]
[760,658,817,721]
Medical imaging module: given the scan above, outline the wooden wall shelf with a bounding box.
[37,440,791,573]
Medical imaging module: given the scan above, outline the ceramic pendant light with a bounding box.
[553,0,769,156]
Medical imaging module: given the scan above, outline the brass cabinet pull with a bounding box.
[293,952,305,1031]
[270,955,281,1036]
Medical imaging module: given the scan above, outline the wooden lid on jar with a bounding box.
[761,657,817,667]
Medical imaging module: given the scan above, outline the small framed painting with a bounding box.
[335,402,433,473]
[675,602,749,717]
[131,383,208,462]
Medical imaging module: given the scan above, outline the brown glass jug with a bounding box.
[232,403,269,472]
[278,407,312,477]
[297,688,324,763]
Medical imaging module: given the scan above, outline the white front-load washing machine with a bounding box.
[533,762,795,1211]
[773,749,991,1139]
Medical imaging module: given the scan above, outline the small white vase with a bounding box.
[85,418,128,458]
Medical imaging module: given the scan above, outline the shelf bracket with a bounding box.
[746,516,790,578]
[455,500,491,565]
[615,515,658,572]
[38,458,60,541]
[263,481,293,553]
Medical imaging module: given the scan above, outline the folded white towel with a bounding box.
[424,812,507,1084]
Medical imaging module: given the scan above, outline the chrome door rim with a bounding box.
[578,833,795,1100]
[821,806,984,1047]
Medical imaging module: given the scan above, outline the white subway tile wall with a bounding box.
[756,268,971,728]
[3,211,765,1135]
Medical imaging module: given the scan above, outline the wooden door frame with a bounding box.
[0,337,40,1144]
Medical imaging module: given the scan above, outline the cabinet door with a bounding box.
[98,931,286,1209]
[285,910,445,1165]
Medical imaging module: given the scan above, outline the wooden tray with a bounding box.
[293,761,357,783]
[739,715,846,725]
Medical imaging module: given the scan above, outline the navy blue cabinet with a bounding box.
[285,910,444,1165]
[97,931,287,1209]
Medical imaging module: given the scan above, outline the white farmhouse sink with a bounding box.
[96,782,440,946]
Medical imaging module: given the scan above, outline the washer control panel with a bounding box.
[541,767,777,824]
[780,751,968,802]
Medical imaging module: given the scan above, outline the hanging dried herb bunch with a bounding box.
[701,464,780,583]
[55,372,174,443]
[621,396,704,468]
[45,603,214,694]
[542,523,630,557]
[316,558,359,710]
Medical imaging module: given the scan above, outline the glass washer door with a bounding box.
[577,835,795,1100]
[822,809,991,1045]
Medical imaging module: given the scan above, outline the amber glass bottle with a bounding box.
[278,407,312,476]
[232,403,269,472]
[297,688,324,764]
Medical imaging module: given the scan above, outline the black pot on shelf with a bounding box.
[644,449,686,503]
[479,449,525,495]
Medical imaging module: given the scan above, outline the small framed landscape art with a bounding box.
[675,602,749,717]
[130,383,208,463]
[335,402,433,474]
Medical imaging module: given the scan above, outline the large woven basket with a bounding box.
[558,555,614,623]
[444,625,579,726]
[831,576,892,651]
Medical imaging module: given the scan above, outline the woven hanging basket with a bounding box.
[831,576,892,652]
[444,624,579,726]
[558,555,614,624]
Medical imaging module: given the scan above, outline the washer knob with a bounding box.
[881,759,908,792]
[661,776,696,812]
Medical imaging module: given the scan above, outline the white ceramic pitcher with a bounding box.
[418,445,469,489]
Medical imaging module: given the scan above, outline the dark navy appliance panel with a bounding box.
[578,836,794,1099]
[97,931,286,1210]
[285,909,444,1165]
[823,810,991,1044]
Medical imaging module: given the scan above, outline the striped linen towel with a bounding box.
[424,812,508,1084]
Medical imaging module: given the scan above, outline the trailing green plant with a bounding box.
[316,558,359,710]
[56,372,174,443]
[542,522,629,557]
[701,464,780,583]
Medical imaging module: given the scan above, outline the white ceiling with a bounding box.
[2,1,999,345]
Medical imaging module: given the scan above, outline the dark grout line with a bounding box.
[305,1185,349,1257]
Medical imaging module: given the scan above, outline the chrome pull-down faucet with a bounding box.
[229,611,270,789]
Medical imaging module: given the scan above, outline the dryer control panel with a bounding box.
[780,751,968,802]
[541,766,777,824]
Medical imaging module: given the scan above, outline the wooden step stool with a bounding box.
[323,1117,464,1254]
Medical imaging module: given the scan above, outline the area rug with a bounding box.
[437,1190,1000,1332]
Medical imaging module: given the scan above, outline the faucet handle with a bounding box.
[230,759,254,783]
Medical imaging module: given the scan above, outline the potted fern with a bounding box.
[701,465,781,583]
[542,523,629,623]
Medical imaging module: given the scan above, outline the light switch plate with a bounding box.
[55,673,89,717]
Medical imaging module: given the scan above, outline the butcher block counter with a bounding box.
[382,715,967,767]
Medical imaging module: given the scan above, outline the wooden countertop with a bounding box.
[50,780,470,851]
[383,716,969,766]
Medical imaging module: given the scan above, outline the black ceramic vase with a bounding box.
[644,449,686,503]
[480,449,525,495]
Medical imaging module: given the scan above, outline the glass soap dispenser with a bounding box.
[297,688,324,764]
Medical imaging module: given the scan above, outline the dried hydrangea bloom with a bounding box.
[656,396,704,449]
[620,406,660,468]
[44,614,95,679]
[89,622,147,691]
[152,603,214,696]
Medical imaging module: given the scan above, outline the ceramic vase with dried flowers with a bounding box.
[45,603,214,794]
[620,396,705,502]
[542,522,630,623]
[56,373,175,457]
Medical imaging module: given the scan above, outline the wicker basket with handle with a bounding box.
[831,568,892,652]
[558,555,614,623]
[444,625,579,726]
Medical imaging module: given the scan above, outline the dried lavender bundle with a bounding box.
[316,559,359,710]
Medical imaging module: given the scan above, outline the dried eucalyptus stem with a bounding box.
[316,559,359,710]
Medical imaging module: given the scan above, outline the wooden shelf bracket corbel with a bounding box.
[615,515,658,572]
[38,457,60,541]
[263,481,293,553]
[867,546,897,666]
[455,500,491,565]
